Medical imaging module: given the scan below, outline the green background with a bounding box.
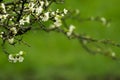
[0,0,120,80]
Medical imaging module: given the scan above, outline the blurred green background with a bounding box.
[0,0,120,80]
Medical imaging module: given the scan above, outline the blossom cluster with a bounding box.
[8,51,24,63]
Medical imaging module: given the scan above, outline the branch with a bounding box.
[0,0,119,63]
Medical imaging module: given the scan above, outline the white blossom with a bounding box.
[0,35,3,38]
[0,14,9,20]
[67,25,76,36]
[8,54,14,61]
[28,2,35,12]
[11,58,17,63]
[8,38,14,44]
[19,19,25,25]
[41,12,50,21]
[56,9,60,13]
[25,15,30,23]
[0,32,4,38]
[111,52,116,57]
[19,51,24,55]
[75,9,80,14]
[40,1,44,7]
[18,56,24,62]
[100,17,107,25]
[63,8,68,14]
[61,13,65,17]
[1,3,6,13]
[45,0,49,6]
[10,27,17,35]
[8,54,17,63]
[19,15,30,25]
[54,15,62,27]
[51,12,55,16]
[54,20,62,27]
[1,32,4,34]
[54,15,61,21]
[36,6,43,15]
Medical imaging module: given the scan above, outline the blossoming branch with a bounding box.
[0,0,120,63]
